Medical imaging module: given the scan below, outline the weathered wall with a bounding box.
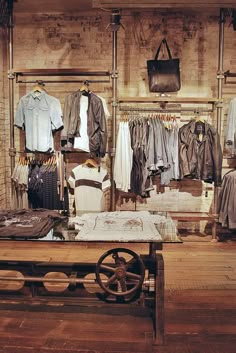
[0,27,10,209]
[1,8,236,213]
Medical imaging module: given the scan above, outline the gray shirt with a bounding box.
[15,91,63,152]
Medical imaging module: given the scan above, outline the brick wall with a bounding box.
[0,27,10,209]
[1,8,236,213]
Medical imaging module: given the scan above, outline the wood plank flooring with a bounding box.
[0,239,235,352]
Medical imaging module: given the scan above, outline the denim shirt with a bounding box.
[15,91,63,152]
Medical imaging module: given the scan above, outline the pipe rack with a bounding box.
[118,97,219,104]
[9,68,111,84]
[119,106,214,114]
[6,5,228,219]
[118,97,219,114]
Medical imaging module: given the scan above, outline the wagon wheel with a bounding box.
[95,248,145,297]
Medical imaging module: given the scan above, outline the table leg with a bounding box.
[154,253,165,345]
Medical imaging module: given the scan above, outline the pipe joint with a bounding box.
[9,147,16,157]
[8,70,15,79]
[215,99,224,108]
[111,71,118,79]
[216,70,225,79]
[111,101,119,107]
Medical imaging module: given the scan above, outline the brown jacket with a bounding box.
[61,91,107,157]
[178,120,222,186]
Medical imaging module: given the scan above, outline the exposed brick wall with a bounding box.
[0,27,11,209]
[1,8,236,213]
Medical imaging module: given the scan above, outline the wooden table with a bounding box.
[0,236,165,347]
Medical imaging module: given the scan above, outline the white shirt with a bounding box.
[74,95,90,151]
[69,211,162,241]
[114,121,133,192]
[68,164,111,215]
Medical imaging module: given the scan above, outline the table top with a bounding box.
[0,210,181,243]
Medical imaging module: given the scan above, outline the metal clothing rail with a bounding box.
[118,97,219,114]
[119,106,214,114]
[9,68,111,84]
[118,97,219,104]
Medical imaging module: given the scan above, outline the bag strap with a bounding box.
[154,38,172,60]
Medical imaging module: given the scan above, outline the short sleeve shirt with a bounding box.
[15,91,63,152]
[68,164,110,215]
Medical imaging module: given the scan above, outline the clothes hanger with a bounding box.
[194,109,206,123]
[83,158,99,168]
[33,80,46,93]
[195,116,206,123]
[79,80,90,96]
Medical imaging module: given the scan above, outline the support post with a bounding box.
[109,9,121,211]
[212,8,225,242]
[7,0,15,174]
[216,8,225,136]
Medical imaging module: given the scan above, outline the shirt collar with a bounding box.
[190,120,210,134]
[27,91,49,110]
[30,90,46,100]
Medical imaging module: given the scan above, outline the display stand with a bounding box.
[117,96,220,241]
[0,234,165,346]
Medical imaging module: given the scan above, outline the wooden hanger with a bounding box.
[33,80,45,93]
[195,109,206,123]
[83,158,99,168]
[80,80,90,94]
[195,116,206,123]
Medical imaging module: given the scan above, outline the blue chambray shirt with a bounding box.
[15,91,63,152]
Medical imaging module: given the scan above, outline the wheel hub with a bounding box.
[115,267,126,280]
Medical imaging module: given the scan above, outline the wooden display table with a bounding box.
[0,236,165,346]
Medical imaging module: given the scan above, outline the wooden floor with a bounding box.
[0,238,235,353]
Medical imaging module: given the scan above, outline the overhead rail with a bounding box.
[8,68,111,84]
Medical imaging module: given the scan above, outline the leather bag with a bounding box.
[147,38,181,93]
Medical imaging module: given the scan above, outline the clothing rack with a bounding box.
[117,95,222,241]
[8,68,111,172]
[9,68,111,84]
[118,96,219,108]
[119,106,214,114]
[5,5,227,233]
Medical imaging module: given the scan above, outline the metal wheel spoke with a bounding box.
[100,264,116,273]
[126,271,142,281]
[105,274,117,287]
[125,257,136,269]
[120,278,127,292]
